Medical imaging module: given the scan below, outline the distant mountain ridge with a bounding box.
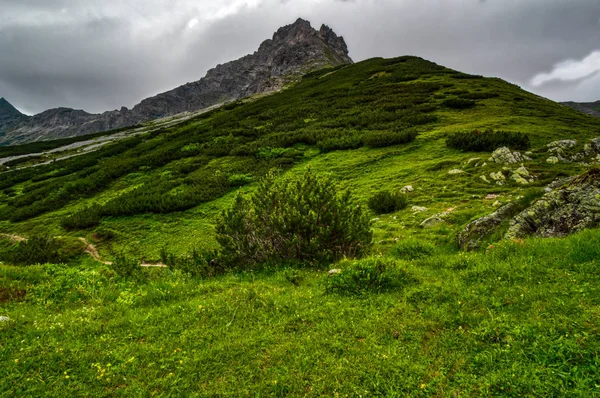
[561,101,600,117]
[0,18,352,145]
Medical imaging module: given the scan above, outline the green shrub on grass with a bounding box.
[109,256,142,279]
[446,129,531,152]
[324,257,415,295]
[0,236,84,266]
[216,169,372,268]
[317,134,363,152]
[391,239,435,260]
[61,204,102,230]
[363,130,418,148]
[368,191,408,214]
[160,247,223,278]
[441,97,476,109]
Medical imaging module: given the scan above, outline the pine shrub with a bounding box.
[368,191,408,214]
[363,130,418,148]
[216,169,372,268]
[446,129,531,152]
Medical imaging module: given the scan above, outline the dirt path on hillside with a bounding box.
[1,233,166,267]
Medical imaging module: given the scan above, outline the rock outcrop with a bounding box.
[457,168,600,250]
[505,168,600,239]
[0,18,353,145]
[457,202,518,251]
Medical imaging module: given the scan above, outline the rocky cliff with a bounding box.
[0,19,352,145]
[0,98,27,136]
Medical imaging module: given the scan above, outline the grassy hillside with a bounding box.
[2,56,600,396]
[1,56,599,260]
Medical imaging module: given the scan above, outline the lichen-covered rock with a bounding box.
[401,185,414,193]
[548,140,577,150]
[489,171,505,181]
[420,215,445,228]
[457,202,517,250]
[505,168,600,239]
[511,166,533,185]
[547,156,559,164]
[480,175,490,183]
[411,206,427,213]
[448,169,465,175]
[488,147,530,164]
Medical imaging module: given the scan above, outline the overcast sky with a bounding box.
[2,0,600,115]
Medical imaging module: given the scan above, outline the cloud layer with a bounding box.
[2,0,600,114]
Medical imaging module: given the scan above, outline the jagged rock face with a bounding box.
[0,18,352,145]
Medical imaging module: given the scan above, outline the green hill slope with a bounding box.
[1,56,599,260]
[3,56,600,396]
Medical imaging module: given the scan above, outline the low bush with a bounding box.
[324,257,415,295]
[317,134,363,152]
[446,129,531,152]
[228,174,253,187]
[160,248,223,278]
[61,205,102,230]
[0,236,84,266]
[368,191,408,214]
[363,130,418,148]
[216,169,372,268]
[391,239,435,260]
[441,97,476,109]
[109,256,142,279]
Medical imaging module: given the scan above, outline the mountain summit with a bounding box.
[0,19,352,145]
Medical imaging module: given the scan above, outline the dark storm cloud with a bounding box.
[2,0,600,115]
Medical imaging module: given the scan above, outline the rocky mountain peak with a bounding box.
[0,19,353,145]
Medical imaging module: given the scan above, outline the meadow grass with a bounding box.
[1,229,600,396]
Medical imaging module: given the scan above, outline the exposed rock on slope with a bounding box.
[505,168,600,239]
[0,18,352,145]
[458,168,600,250]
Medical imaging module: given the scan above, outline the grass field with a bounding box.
[2,229,600,396]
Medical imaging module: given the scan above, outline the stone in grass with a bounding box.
[411,206,427,213]
[0,316,10,323]
[401,185,414,193]
[480,175,491,184]
[328,269,342,277]
[448,169,465,175]
[547,156,559,164]
[489,171,505,181]
[488,147,531,165]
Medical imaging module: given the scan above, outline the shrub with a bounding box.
[441,97,476,109]
[317,134,363,152]
[228,174,253,187]
[363,130,418,148]
[160,248,223,278]
[109,256,142,278]
[391,239,435,260]
[368,191,408,214]
[0,236,84,266]
[446,129,531,152]
[216,169,372,268]
[61,204,102,230]
[324,257,415,295]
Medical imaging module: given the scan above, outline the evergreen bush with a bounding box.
[216,169,372,268]
[368,191,408,214]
